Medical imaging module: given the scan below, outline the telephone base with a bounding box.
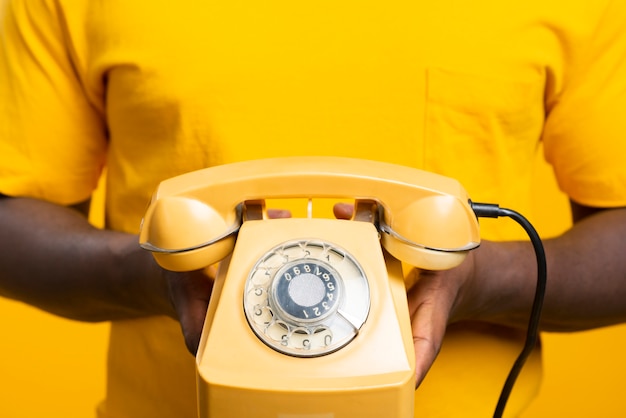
[196,218,415,418]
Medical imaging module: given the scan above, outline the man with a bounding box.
[1,0,625,416]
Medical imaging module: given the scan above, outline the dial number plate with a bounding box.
[244,240,370,357]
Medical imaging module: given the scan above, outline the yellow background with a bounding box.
[2,154,626,417]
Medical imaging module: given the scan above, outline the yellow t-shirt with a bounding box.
[1,0,626,417]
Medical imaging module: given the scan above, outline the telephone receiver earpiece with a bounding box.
[139,195,240,271]
[139,156,480,273]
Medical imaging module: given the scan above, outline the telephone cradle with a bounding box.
[139,156,481,418]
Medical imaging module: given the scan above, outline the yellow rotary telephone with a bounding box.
[139,156,481,418]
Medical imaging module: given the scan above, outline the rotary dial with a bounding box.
[243,240,370,357]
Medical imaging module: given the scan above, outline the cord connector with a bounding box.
[470,201,502,218]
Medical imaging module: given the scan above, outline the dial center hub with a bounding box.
[288,273,326,307]
[273,261,340,322]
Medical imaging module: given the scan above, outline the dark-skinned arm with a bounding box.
[458,202,626,331]
[0,194,176,321]
[407,201,626,385]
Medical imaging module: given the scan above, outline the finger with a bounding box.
[407,273,453,387]
[267,208,292,219]
[410,293,447,387]
[167,270,214,355]
[333,202,354,220]
[179,300,209,355]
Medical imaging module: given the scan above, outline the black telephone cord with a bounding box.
[469,202,547,418]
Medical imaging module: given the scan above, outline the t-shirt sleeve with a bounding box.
[0,0,106,205]
[543,0,626,208]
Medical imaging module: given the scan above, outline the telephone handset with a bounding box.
[139,157,481,418]
[139,156,480,271]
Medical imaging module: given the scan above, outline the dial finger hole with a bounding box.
[266,320,290,344]
[288,327,312,350]
[252,305,273,326]
[312,326,333,349]
[246,286,268,306]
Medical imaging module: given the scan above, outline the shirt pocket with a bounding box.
[424,67,545,209]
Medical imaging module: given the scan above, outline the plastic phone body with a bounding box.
[139,157,480,418]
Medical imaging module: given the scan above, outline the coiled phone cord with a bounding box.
[469,202,547,418]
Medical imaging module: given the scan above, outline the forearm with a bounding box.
[0,196,174,321]
[456,208,626,332]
